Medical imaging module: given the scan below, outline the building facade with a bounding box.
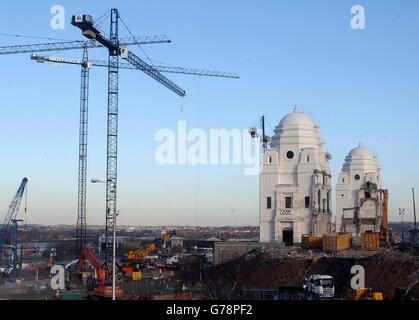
[335,145,385,236]
[259,109,332,244]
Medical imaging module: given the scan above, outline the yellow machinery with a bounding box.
[127,243,157,260]
[353,288,383,300]
[126,230,176,260]
[132,271,142,281]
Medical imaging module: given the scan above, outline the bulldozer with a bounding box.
[351,288,383,300]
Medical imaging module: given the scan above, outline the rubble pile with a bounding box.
[198,247,419,300]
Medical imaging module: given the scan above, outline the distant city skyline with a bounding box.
[1,0,418,226]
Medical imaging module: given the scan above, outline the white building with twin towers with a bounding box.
[259,108,332,244]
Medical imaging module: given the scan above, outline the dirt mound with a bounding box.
[197,249,419,300]
[396,242,419,256]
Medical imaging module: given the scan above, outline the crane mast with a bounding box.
[105,9,120,266]
[75,46,90,256]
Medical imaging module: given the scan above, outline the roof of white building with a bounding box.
[278,109,316,127]
[342,144,379,173]
[347,145,375,158]
[270,108,321,148]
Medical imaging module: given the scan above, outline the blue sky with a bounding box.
[0,0,418,225]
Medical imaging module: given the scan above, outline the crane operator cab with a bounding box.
[72,14,94,26]
[71,15,99,40]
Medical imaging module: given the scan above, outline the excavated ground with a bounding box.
[189,244,419,300]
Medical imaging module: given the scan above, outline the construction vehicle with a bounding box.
[76,246,123,299]
[47,248,57,268]
[1,178,28,282]
[0,178,28,249]
[303,275,335,300]
[126,230,176,261]
[0,264,13,275]
[379,189,393,246]
[10,219,23,283]
[126,229,176,260]
[351,288,383,300]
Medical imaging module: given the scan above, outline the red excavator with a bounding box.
[76,246,123,299]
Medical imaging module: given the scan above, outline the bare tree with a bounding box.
[199,262,216,300]
[227,259,241,300]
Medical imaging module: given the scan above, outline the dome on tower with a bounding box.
[278,109,316,127]
[270,108,321,148]
[347,145,375,158]
[342,144,379,172]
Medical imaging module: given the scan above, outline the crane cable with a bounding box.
[0,11,109,42]
[94,10,111,26]
[93,10,111,35]
[265,118,276,132]
[0,33,76,42]
[194,77,203,225]
[118,14,156,68]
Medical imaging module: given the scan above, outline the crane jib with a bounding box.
[0,178,28,245]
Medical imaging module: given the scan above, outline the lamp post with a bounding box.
[399,208,405,242]
[413,188,417,230]
[91,178,117,301]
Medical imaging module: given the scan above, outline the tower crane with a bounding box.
[71,9,238,273]
[1,10,238,298]
[249,116,270,151]
[30,54,237,258]
[0,35,172,259]
[0,178,28,248]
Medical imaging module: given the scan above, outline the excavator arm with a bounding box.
[77,246,105,287]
